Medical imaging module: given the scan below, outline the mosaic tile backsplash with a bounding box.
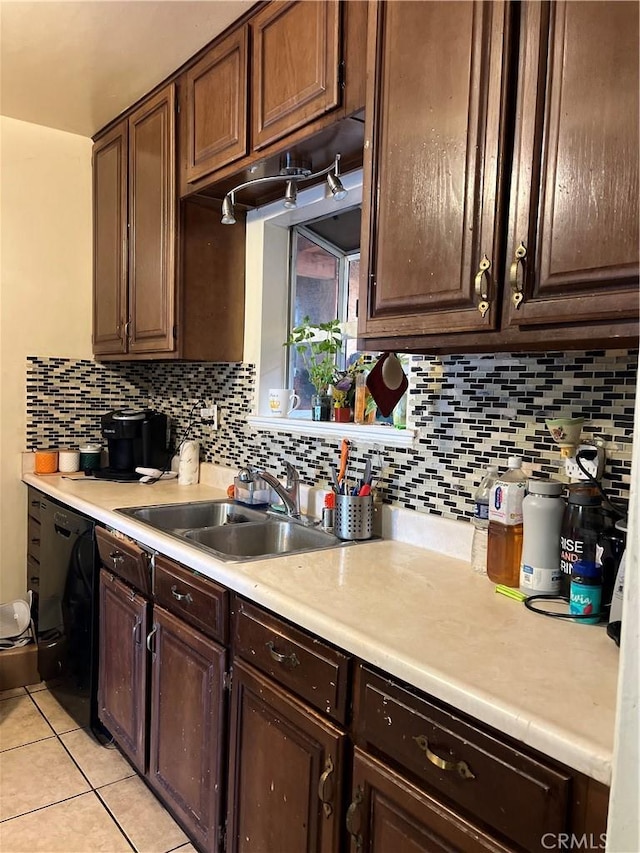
[26,350,637,521]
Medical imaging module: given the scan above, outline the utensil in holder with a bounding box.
[335,494,373,540]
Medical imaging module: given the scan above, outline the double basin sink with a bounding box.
[116,500,347,562]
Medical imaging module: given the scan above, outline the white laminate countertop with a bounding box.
[22,471,619,786]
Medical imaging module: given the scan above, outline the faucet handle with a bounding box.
[284,461,299,486]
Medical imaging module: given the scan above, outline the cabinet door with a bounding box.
[226,659,346,853]
[359,1,509,340]
[183,26,248,184]
[505,0,639,328]
[97,569,149,773]
[148,606,227,853]
[346,749,511,853]
[128,84,176,355]
[251,0,341,150]
[93,121,128,356]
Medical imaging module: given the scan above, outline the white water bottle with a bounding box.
[471,465,498,574]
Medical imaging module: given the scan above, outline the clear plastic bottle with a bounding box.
[470,465,498,574]
[519,479,565,594]
[487,456,528,587]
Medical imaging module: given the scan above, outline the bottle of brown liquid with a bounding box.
[487,457,527,587]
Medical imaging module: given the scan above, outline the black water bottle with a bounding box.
[559,492,604,599]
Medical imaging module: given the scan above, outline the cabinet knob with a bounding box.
[509,241,527,309]
[474,253,492,318]
[317,755,335,818]
[413,734,476,780]
[265,640,300,669]
[171,585,193,605]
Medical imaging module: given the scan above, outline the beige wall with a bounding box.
[0,116,92,602]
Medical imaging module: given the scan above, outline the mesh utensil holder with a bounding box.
[335,494,373,540]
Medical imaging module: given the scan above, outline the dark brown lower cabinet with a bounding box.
[347,748,511,853]
[226,658,347,853]
[98,569,149,774]
[147,605,227,853]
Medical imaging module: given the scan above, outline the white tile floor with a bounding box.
[0,684,197,853]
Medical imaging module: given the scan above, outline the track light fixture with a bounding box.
[221,194,236,225]
[220,153,347,225]
[283,180,298,209]
[326,171,347,200]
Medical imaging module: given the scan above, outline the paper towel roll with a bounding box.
[178,440,200,485]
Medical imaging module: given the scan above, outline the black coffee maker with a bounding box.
[96,409,169,480]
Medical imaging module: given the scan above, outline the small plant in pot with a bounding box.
[284,316,342,421]
[332,355,367,422]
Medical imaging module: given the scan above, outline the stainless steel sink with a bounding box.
[116,500,267,533]
[114,500,348,562]
[184,520,344,561]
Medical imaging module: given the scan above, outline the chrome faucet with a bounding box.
[252,462,300,519]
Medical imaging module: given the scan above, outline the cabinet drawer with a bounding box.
[27,516,41,563]
[96,527,150,595]
[354,666,571,852]
[153,555,228,644]
[232,597,350,725]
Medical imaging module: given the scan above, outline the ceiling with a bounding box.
[0,0,255,138]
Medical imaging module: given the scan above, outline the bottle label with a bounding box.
[569,582,601,624]
[520,564,561,594]
[474,501,489,521]
[560,535,585,577]
[488,481,525,525]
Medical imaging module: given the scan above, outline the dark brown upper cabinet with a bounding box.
[178,0,367,202]
[359,1,510,341]
[358,0,639,354]
[504,0,639,329]
[183,25,249,185]
[93,83,246,362]
[93,121,128,357]
[251,0,340,150]
[128,86,177,355]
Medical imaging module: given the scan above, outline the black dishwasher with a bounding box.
[30,490,105,736]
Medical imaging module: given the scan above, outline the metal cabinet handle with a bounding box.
[146,625,157,653]
[345,786,364,849]
[317,755,335,818]
[474,253,491,318]
[108,550,125,563]
[509,241,527,309]
[132,619,141,646]
[413,735,475,780]
[170,585,193,605]
[265,640,300,669]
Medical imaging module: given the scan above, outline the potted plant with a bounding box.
[332,355,367,422]
[284,317,342,421]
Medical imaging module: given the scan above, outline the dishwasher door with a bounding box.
[37,496,97,728]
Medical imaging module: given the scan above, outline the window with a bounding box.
[244,167,414,446]
[287,209,361,411]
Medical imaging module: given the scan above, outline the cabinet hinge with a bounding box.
[338,59,346,90]
[218,819,227,852]
[223,668,233,692]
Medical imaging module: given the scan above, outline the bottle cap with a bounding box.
[568,492,601,506]
[573,559,601,579]
[527,478,563,496]
[507,456,522,468]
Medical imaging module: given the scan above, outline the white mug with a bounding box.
[268,388,300,417]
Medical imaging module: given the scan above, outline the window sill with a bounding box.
[247,416,416,448]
